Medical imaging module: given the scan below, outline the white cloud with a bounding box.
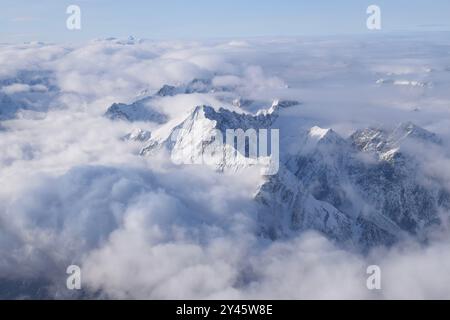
[1,35,450,299]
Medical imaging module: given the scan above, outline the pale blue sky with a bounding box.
[1,0,450,43]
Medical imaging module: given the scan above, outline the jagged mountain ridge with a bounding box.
[138,97,299,154]
[121,82,449,249]
[105,101,168,123]
[274,121,449,247]
[104,78,236,123]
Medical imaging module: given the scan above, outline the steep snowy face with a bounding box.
[256,165,353,241]
[255,165,397,249]
[284,126,353,214]
[140,105,279,173]
[257,124,398,249]
[390,122,442,145]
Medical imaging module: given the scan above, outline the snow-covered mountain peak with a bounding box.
[156,84,181,97]
[300,126,348,152]
[123,128,151,142]
[155,78,233,98]
[308,126,334,141]
[390,121,442,145]
[105,100,167,124]
[262,121,450,249]
[351,122,442,162]
[139,104,279,175]
[351,127,389,153]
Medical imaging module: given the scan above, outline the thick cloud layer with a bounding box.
[1,34,450,299]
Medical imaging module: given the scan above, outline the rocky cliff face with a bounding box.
[262,121,449,249]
